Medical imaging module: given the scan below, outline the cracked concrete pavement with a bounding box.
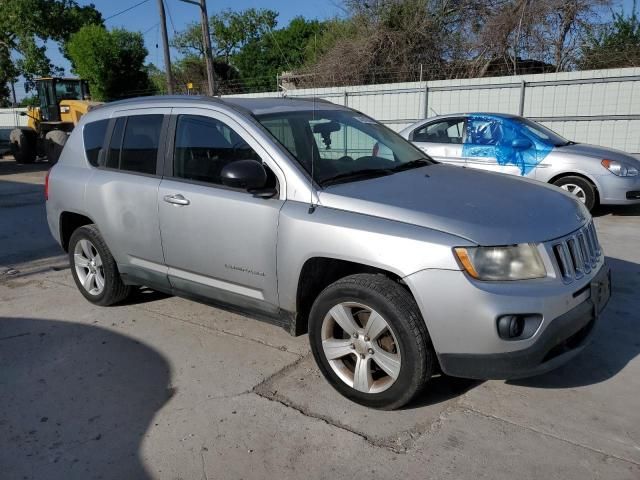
[1,156,640,479]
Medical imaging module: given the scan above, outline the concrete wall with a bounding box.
[226,67,640,154]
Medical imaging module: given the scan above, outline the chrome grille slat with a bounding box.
[550,221,602,283]
[577,233,591,274]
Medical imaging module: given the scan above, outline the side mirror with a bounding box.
[511,138,532,150]
[220,159,268,191]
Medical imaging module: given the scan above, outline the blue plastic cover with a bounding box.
[462,114,553,175]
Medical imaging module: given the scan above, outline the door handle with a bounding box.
[163,193,190,206]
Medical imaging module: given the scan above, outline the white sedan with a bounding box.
[399,113,640,211]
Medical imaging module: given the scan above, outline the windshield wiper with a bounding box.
[319,168,393,187]
[390,159,430,172]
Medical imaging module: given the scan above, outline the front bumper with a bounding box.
[404,263,610,380]
[594,173,640,205]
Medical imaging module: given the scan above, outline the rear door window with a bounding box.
[83,119,109,166]
[413,119,465,144]
[103,115,163,174]
[119,115,163,175]
[106,117,125,169]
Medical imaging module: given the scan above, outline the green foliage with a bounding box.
[172,8,278,62]
[0,0,102,84]
[581,3,640,68]
[66,25,155,101]
[233,17,325,90]
[146,63,168,95]
[19,94,39,107]
[171,9,324,92]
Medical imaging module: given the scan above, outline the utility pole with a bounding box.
[179,0,216,96]
[157,0,174,94]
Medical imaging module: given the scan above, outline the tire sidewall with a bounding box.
[309,280,427,409]
[554,176,596,211]
[68,226,120,306]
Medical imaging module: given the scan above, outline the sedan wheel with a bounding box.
[321,302,401,394]
[559,183,586,203]
[552,176,597,211]
[74,239,105,296]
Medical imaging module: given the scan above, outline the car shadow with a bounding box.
[120,286,172,305]
[0,156,51,175]
[0,317,172,480]
[508,256,640,389]
[405,375,482,410]
[592,203,640,217]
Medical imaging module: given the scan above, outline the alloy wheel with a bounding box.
[320,302,401,394]
[560,183,587,203]
[74,239,105,296]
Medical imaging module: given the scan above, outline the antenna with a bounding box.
[308,93,317,214]
[308,33,318,214]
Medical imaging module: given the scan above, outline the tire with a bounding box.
[308,273,435,410]
[553,175,597,211]
[68,225,131,306]
[45,130,68,165]
[9,128,37,164]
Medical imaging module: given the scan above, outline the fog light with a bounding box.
[498,315,524,339]
[497,314,542,340]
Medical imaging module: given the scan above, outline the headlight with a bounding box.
[60,105,70,114]
[453,244,546,281]
[601,159,639,177]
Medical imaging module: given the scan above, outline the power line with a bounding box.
[143,22,160,35]
[163,0,178,34]
[105,0,152,22]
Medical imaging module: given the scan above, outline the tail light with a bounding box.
[44,169,50,201]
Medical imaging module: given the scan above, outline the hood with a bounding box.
[318,164,589,245]
[557,142,640,165]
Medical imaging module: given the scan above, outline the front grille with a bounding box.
[551,221,602,283]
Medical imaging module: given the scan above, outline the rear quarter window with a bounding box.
[83,119,109,166]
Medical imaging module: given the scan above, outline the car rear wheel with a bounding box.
[309,273,435,410]
[69,225,131,306]
[553,176,597,211]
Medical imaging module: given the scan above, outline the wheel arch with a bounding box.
[59,211,95,252]
[548,171,601,205]
[293,256,408,336]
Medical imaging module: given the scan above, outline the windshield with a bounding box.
[517,117,571,147]
[55,80,83,101]
[256,109,433,186]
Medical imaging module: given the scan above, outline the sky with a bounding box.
[14,0,637,98]
[46,0,344,77]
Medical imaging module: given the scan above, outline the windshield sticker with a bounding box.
[462,114,552,176]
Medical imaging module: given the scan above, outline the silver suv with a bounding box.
[46,96,611,409]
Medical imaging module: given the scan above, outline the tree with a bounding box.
[0,0,102,101]
[172,8,278,63]
[300,0,612,85]
[65,25,155,101]
[232,17,325,90]
[580,2,640,68]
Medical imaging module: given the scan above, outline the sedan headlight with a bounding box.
[453,244,546,281]
[601,159,639,177]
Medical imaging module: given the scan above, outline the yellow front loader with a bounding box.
[10,77,101,164]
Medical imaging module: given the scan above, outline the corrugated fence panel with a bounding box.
[194,67,640,154]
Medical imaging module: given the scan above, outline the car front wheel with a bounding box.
[553,176,597,211]
[309,273,435,410]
